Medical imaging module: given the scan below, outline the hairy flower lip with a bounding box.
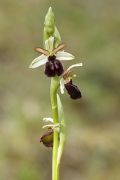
[65,81,82,100]
[44,57,64,77]
[44,61,56,77]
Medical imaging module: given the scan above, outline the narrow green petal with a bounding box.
[29,55,47,68]
[56,51,75,61]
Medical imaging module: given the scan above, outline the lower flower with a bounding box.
[40,128,53,147]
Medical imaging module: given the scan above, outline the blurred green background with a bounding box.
[0,0,120,180]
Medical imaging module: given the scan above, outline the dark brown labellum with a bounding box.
[44,56,64,77]
[40,128,53,148]
[65,80,82,99]
[54,59,64,76]
[44,61,56,77]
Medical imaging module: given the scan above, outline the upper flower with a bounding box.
[29,36,75,77]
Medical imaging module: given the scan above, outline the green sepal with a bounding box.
[54,26,62,47]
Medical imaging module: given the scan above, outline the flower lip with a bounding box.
[44,58,64,77]
[44,61,56,77]
[65,80,82,100]
[54,59,64,76]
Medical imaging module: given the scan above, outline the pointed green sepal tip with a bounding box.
[44,7,55,40]
[44,7,55,29]
[54,26,61,47]
[48,6,52,14]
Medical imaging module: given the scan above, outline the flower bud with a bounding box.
[65,81,82,99]
[40,128,53,148]
[44,7,55,41]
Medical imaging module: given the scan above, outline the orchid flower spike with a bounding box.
[60,63,83,99]
[29,36,75,77]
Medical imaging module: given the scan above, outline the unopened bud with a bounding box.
[40,128,53,148]
[44,7,55,41]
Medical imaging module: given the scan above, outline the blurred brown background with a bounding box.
[0,0,120,180]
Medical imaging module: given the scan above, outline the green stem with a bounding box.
[50,77,60,180]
